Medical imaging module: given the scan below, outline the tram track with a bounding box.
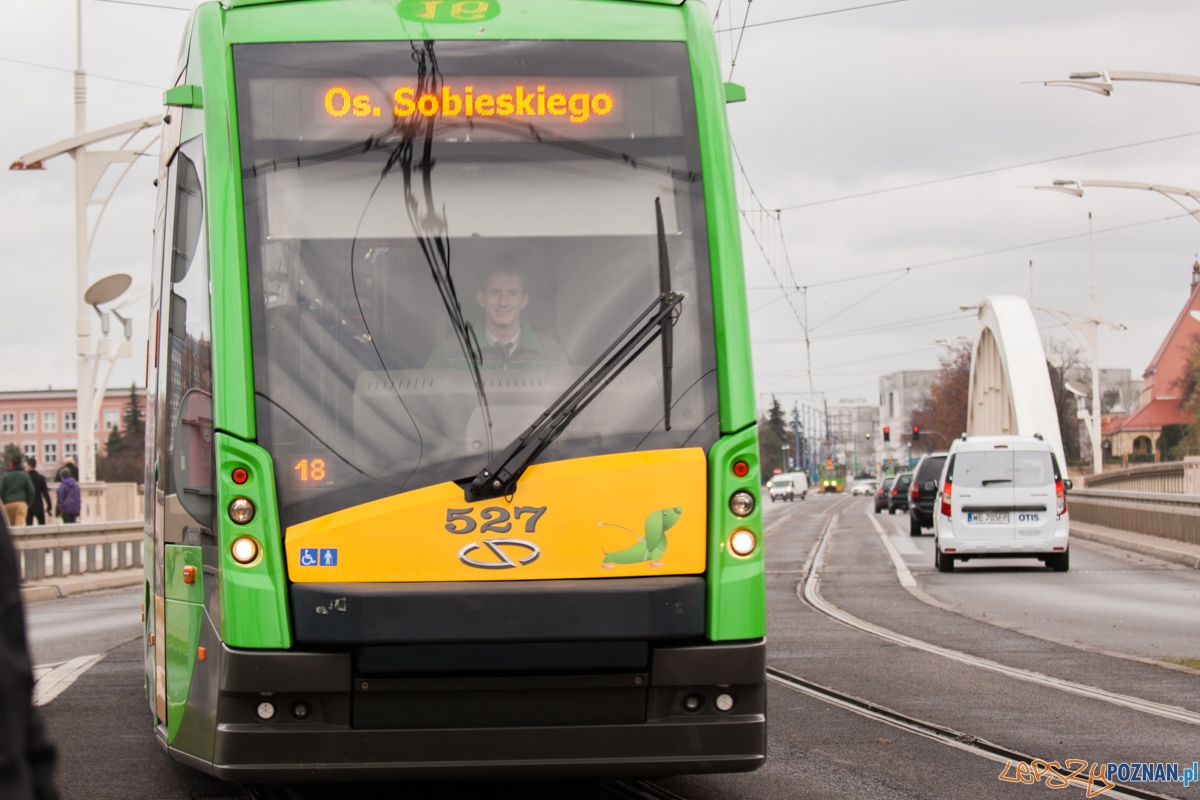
[757,504,1187,799]
[765,666,1178,800]
[796,510,1200,728]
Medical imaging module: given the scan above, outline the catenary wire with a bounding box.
[716,0,908,32]
[0,54,166,90]
[770,129,1200,212]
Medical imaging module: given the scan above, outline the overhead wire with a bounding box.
[0,54,165,90]
[93,0,191,10]
[773,128,1200,212]
[716,0,908,32]
[726,0,753,80]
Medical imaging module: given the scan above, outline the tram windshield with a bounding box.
[234,41,718,527]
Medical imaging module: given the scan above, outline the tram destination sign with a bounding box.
[320,80,620,126]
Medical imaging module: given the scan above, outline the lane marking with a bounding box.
[868,511,916,587]
[767,668,1164,800]
[805,514,1200,728]
[33,654,103,706]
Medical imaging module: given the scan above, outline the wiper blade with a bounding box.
[656,197,674,431]
[470,289,684,499]
[981,478,1012,485]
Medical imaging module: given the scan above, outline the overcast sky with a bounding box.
[1,0,1198,416]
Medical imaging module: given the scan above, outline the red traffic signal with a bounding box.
[912,425,920,442]
[883,426,890,442]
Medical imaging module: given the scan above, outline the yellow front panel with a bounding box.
[286,448,707,582]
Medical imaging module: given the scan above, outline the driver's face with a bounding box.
[477,272,529,330]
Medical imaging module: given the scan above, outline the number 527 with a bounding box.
[445,505,547,535]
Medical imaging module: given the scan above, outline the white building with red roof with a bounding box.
[1101,263,1200,463]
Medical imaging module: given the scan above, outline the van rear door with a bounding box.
[951,448,1015,541]
[1012,450,1056,542]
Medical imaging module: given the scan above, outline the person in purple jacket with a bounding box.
[54,471,80,524]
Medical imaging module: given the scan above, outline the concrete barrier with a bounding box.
[1068,488,1200,546]
[9,520,144,583]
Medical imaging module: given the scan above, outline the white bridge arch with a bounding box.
[966,296,1067,470]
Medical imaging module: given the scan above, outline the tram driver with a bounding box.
[427,268,566,369]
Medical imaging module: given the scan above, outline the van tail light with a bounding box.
[1056,479,1067,516]
[910,484,920,501]
[940,482,952,518]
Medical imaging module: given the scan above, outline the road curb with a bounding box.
[1070,522,1200,570]
[19,570,143,603]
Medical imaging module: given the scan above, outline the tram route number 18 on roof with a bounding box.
[322,82,619,125]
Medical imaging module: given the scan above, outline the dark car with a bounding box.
[908,451,949,536]
[874,476,895,514]
[888,472,913,514]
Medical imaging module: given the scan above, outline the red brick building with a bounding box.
[1101,263,1200,462]
[0,387,146,477]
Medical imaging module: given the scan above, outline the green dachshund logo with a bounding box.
[600,507,682,569]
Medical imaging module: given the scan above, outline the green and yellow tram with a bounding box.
[818,460,846,493]
[145,0,764,781]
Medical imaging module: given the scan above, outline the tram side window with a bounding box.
[163,146,214,526]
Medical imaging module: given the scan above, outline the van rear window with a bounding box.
[952,451,1054,488]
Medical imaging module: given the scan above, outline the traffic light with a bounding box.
[883,427,890,442]
[912,425,920,442]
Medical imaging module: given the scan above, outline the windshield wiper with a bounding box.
[470,286,683,500]
[655,197,675,431]
[981,478,1012,485]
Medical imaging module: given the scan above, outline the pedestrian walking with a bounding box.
[0,512,60,799]
[23,461,51,527]
[1,460,36,528]
[55,472,80,525]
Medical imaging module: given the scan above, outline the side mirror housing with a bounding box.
[1063,479,1074,491]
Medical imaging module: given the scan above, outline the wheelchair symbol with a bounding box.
[299,548,318,567]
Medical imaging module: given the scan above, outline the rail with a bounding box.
[10,520,144,583]
[1067,488,1200,545]
[1082,461,1188,493]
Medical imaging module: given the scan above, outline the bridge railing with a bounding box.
[1082,462,1189,493]
[9,521,144,583]
[1067,488,1200,545]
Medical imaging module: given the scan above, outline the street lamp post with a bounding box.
[1040,70,1200,96]
[8,0,161,482]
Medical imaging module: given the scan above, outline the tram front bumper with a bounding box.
[170,640,766,781]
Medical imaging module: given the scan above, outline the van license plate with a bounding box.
[967,512,1008,524]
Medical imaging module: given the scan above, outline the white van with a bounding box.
[933,435,1071,573]
[779,471,808,500]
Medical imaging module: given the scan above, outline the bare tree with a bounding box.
[908,344,971,451]
[1043,337,1087,465]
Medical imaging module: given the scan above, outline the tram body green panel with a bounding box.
[224,0,688,44]
[706,426,765,640]
[683,1,755,434]
[214,432,291,649]
[196,1,256,441]
[164,596,203,743]
[165,544,204,603]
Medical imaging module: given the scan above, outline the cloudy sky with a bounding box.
[2,0,1199,416]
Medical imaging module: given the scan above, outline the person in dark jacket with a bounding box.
[23,461,51,528]
[54,472,80,525]
[0,512,59,799]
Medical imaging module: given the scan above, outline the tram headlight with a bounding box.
[729,529,758,557]
[256,701,276,721]
[729,490,756,518]
[229,497,256,524]
[231,536,260,565]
